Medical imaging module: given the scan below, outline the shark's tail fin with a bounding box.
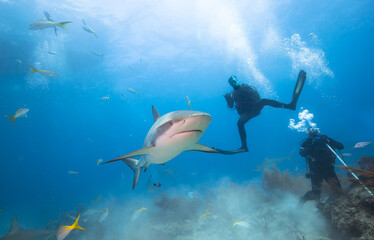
[58,21,72,31]
[8,216,21,233]
[4,115,15,126]
[121,158,141,189]
[28,65,38,75]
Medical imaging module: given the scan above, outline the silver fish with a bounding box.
[82,19,97,37]
[354,142,371,148]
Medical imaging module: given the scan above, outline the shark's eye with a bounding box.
[169,121,173,126]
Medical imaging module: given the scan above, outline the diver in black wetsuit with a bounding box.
[216,70,306,154]
[299,128,344,204]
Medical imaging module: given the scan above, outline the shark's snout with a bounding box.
[176,114,212,133]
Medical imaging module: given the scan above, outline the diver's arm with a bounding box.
[299,140,311,157]
[326,137,344,150]
[224,92,234,109]
[299,147,308,157]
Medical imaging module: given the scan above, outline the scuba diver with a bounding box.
[299,127,344,204]
[215,70,306,154]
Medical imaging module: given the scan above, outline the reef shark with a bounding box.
[0,216,56,240]
[103,106,218,189]
[254,149,296,171]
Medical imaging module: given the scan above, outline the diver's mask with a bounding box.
[228,76,240,90]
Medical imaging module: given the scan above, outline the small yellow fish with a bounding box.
[99,207,109,223]
[101,95,110,100]
[96,159,103,166]
[87,138,94,142]
[67,171,79,175]
[29,20,72,31]
[0,209,3,213]
[57,214,85,240]
[342,153,352,157]
[131,206,147,221]
[28,66,59,78]
[128,88,138,95]
[232,221,249,228]
[186,96,192,110]
[4,108,29,126]
[198,210,212,222]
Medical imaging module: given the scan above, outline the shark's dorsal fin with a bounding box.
[9,216,21,233]
[152,105,160,122]
[185,143,219,153]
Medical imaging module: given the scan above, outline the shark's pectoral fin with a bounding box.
[121,158,142,189]
[103,146,155,164]
[185,143,219,153]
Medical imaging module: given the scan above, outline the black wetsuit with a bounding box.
[225,84,292,149]
[299,135,344,203]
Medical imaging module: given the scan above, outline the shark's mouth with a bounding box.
[171,130,202,138]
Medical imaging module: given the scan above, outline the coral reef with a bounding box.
[319,186,374,240]
[357,156,374,172]
[319,156,374,240]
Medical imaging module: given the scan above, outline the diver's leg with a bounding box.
[211,114,251,155]
[310,172,323,199]
[258,70,306,111]
[326,170,342,189]
[258,99,292,109]
[237,114,251,152]
[300,172,323,204]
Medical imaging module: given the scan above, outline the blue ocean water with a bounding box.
[0,0,373,238]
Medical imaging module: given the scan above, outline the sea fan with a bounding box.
[338,166,374,190]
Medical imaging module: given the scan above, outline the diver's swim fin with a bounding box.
[213,147,248,155]
[290,70,306,110]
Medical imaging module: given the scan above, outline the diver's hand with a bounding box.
[224,93,231,100]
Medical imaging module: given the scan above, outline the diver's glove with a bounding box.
[224,93,231,100]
